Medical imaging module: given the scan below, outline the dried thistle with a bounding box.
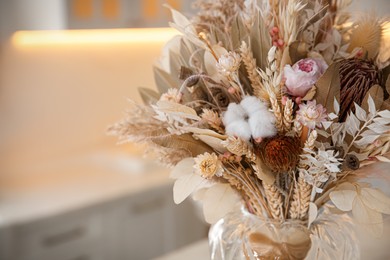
[255,135,302,174]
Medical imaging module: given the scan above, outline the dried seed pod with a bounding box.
[343,154,360,170]
[255,135,302,173]
[210,88,230,108]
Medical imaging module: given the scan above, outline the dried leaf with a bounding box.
[194,134,227,153]
[171,158,207,204]
[354,103,367,121]
[347,16,382,59]
[250,13,271,69]
[352,195,383,237]
[152,133,212,157]
[138,87,160,105]
[254,157,275,185]
[362,86,384,114]
[376,155,390,163]
[330,189,357,211]
[153,66,176,94]
[345,112,360,136]
[156,100,200,121]
[202,183,240,224]
[314,62,340,114]
[308,202,318,228]
[361,188,390,214]
[297,4,328,38]
[302,86,316,101]
[289,41,308,64]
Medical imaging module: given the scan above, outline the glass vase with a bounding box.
[209,206,360,260]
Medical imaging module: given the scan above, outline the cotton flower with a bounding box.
[160,88,181,103]
[216,51,241,77]
[296,100,327,129]
[222,96,277,141]
[194,152,223,179]
[283,58,328,97]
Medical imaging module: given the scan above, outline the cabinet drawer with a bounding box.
[15,209,103,260]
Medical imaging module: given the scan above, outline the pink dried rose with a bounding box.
[283,58,328,97]
[296,100,327,129]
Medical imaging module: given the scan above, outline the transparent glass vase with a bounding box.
[209,206,360,260]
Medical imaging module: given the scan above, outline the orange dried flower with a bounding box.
[255,135,302,173]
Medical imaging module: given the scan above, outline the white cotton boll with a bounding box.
[249,110,277,139]
[225,120,252,141]
[240,96,267,115]
[222,103,247,126]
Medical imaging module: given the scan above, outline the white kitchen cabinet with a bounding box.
[0,170,207,260]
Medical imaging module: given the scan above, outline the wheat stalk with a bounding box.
[292,120,303,137]
[263,183,284,220]
[283,98,294,132]
[222,136,256,161]
[240,41,269,101]
[289,130,317,220]
[270,96,284,132]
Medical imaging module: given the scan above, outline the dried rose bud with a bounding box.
[255,135,302,173]
[343,154,360,170]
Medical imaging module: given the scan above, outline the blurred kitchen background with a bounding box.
[0,0,388,260]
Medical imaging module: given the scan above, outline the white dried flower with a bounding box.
[160,88,181,103]
[222,96,277,141]
[216,51,241,77]
[300,146,342,193]
[201,109,222,130]
[296,100,327,129]
[194,152,223,179]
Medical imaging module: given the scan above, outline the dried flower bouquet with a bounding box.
[110,0,390,258]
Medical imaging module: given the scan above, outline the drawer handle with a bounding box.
[42,226,86,247]
[132,198,165,214]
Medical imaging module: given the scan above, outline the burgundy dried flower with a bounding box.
[339,58,382,121]
[255,135,302,173]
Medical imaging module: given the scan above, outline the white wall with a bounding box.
[0,0,66,42]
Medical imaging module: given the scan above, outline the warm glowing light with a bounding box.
[12,28,179,46]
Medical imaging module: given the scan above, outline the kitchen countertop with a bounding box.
[156,239,210,260]
[0,150,172,227]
